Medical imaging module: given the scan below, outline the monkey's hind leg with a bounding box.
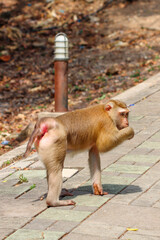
[47,170,75,207]
[88,145,108,196]
[38,123,75,207]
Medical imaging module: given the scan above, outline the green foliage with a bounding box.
[146,45,152,49]
[30,184,36,190]
[155,55,160,60]
[97,76,107,82]
[98,94,106,100]
[148,67,155,72]
[5,84,10,88]
[86,96,92,101]
[130,70,140,78]
[19,174,28,183]
[3,160,11,166]
[134,78,139,83]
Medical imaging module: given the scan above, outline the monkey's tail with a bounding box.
[24,127,40,158]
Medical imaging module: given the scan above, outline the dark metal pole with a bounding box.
[54,61,68,112]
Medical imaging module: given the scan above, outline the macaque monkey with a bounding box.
[24,100,134,207]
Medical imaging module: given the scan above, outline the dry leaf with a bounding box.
[0,55,11,62]
[127,228,138,231]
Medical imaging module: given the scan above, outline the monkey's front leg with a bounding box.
[88,146,108,196]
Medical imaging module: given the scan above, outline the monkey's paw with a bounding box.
[93,183,108,196]
[127,127,134,140]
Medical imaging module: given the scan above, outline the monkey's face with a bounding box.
[116,109,129,130]
[105,101,130,131]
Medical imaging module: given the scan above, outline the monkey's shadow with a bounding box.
[38,184,142,202]
[60,183,142,200]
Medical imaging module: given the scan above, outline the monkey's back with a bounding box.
[56,105,112,150]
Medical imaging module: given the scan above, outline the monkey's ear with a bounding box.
[105,102,114,111]
[105,105,112,111]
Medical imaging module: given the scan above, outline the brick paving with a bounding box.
[0,72,160,239]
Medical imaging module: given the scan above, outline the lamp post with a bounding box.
[54,33,69,112]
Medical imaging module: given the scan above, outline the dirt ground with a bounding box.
[0,0,160,155]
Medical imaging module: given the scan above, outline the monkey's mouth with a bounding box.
[118,125,128,130]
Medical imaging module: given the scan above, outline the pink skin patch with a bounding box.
[35,124,48,147]
[41,124,48,135]
[105,105,112,111]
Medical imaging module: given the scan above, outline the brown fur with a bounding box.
[24,100,134,207]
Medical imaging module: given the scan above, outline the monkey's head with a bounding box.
[105,100,130,130]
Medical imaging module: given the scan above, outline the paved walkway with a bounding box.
[0,73,160,240]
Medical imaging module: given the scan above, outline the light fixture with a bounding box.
[54,33,69,61]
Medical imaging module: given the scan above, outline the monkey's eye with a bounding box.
[120,112,125,117]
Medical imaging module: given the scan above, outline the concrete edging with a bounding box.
[113,72,160,104]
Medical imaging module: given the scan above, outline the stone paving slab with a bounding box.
[0,144,27,167]
[86,202,160,231]
[46,220,79,233]
[37,208,91,222]
[124,229,160,238]
[119,154,160,163]
[0,164,79,239]
[111,161,160,205]
[139,141,160,149]
[64,194,109,207]
[6,229,65,240]
[153,200,160,208]
[104,164,149,174]
[18,218,56,231]
[72,221,125,239]
[0,198,46,218]
[0,169,16,180]
[121,232,160,240]
[9,158,37,170]
[0,217,31,230]
[5,169,46,180]
[131,188,160,207]
[0,229,14,240]
[62,232,111,240]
